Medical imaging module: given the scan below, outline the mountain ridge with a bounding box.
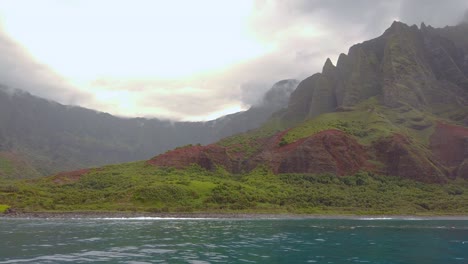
[284,21,467,126]
[0,80,298,178]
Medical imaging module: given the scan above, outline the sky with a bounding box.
[0,0,467,121]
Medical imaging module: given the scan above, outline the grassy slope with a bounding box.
[216,96,463,159]
[0,204,9,213]
[217,117,284,157]
[281,97,438,146]
[0,157,13,175]
[0,152,42,179]
[1,161,467,215]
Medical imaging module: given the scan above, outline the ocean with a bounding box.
[0,217,467,263]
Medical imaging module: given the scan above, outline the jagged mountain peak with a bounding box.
[382,21,423,38]
[322,58,336,74]
[336,53,349,67]
[384,20,410,34]
[420,22,427,30]
[419,22,436,32]
[283,21,468,124]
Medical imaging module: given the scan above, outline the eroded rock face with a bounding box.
[147,128,468,182]
[274,130,368,175]
[374,134,446,183]
[430,123,468,177]
[52,169,91,185]
[148,130,369,177]
[147,145,233,172]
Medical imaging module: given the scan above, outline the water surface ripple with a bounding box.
[0,218,467,263]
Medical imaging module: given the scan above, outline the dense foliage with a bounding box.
[1,162,467,215]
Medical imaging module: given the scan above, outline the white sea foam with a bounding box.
[90,217,217,220]
[361,217,430,220]
[358,217,395,220]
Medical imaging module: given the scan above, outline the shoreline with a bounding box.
[2,211,468,220]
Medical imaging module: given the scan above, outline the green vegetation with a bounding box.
[0,204,9,213]
[1,162,467,215]
[280,97,439,147]
[174,143,202,150]
[430,104,468,126]
[0,157,14,175]
[0,153,42,179]
[218,118,284,156]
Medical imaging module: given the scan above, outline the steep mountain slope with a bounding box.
[284,21,468,124]
[0,80,297,178]
[205,80,298,139]
[147,21,468,183]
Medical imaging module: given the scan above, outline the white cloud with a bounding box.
[0,26,91,105]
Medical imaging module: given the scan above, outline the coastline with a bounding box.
[2,211,468,220]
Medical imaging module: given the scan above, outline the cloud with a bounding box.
[399,0,468,27]
[463,9,468,23]
[79,46,319,120]
[1,0,468,121]
[250,0,399,45]
[0,27,92,105]
[83,77,244,121]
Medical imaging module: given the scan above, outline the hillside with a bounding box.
[1,21,467,215]
[0,80,297,178]
[149,21,468,183]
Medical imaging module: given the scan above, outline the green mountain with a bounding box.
[0,80,297,179]
[1,22,467,215]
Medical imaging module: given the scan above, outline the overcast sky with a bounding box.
[0,0,467,121]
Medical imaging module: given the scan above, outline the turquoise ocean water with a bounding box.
[0,217,467,263]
